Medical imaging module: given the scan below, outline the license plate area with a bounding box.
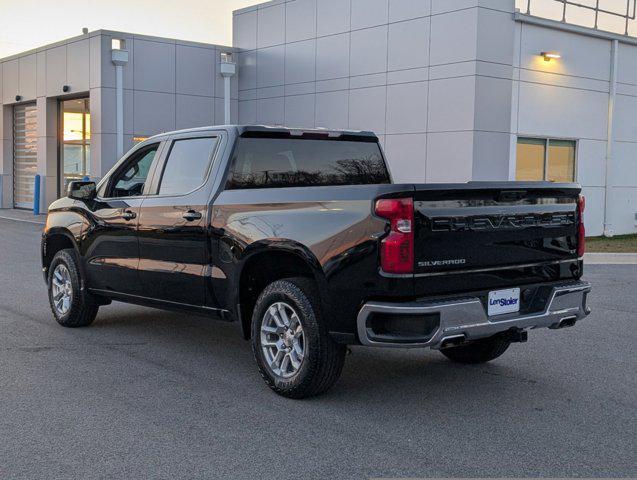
[488,288,520,316]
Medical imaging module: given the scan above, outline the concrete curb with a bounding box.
[0,209,46,225]
[585,253,637,264]
[0,215,45,225]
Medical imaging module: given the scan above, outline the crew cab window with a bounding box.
[157,137,218,195]
[226,138,390,189]
[110,144,159,198]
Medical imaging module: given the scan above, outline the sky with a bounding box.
[0,0,634,58]
[0,0,263,58]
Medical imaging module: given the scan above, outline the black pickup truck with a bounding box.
[42,125,591,398]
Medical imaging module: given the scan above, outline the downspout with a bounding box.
[111,42,129,160]
[224,75,231,125]
[115,65,124,158]
[603,39,618,237]
[219,53,236,125]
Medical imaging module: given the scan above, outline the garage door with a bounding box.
[13,103,38,209]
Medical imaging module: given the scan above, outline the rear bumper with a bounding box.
[357,281,591,348]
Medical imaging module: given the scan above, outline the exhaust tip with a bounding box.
[558,316,577,328]
[440,335,466,349]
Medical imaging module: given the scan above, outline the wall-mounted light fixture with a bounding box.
[111,38,126,51]
[15,95,22,102]
[62,85,70,93]
[541,51,561,62]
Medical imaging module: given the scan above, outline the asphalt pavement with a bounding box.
[0,216,635,479]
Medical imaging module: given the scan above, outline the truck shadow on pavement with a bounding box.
[87,304,553,408]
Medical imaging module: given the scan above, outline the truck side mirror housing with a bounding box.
[67,181,96,201]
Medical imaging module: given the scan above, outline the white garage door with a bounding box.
[13,103,38,209]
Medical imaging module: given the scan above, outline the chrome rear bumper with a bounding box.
[357,281,591,348]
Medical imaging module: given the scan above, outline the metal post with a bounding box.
[526,0,531,15]
[33,174,40,215]
[626,0,631,35]
[562,0,567,22]
[603,39,619,237]
[594,0,599,29]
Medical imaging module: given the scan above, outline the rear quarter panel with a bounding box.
[211,184,414,335]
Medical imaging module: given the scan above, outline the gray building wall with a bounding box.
[0,30,237,210]
[233,0,517,185]
[511,17,637,236]
[234,0,637,236]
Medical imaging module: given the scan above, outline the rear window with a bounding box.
[226,137,390,189]
[158,137,218,196]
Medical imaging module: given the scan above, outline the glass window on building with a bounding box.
[60,98,90,196]
[515,137,576,182]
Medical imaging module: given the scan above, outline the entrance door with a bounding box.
[60,98,90,197]
[13,103,37,209]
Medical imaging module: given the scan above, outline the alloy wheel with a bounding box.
[260,302,306,378]
[51,264,73,315]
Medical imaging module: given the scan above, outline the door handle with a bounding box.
[122,210,136,221]
[182,210,202,221]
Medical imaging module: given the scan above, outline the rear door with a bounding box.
[136,132,222,306]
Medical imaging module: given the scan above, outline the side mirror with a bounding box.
[67,181,96,201]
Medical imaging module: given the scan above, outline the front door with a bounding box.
[83,142,162,296]
[136,134,220,306]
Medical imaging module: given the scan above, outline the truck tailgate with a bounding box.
[410,182,582,294]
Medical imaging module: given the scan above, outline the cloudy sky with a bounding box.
[0,0,633,58]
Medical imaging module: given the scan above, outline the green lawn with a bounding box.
[586,234,637,253]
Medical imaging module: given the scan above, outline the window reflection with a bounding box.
[61,98,90,195]
[516,137,576,182]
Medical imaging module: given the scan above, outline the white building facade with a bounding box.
[0,30,237,211]
[234,0,637,236]
[1,0,636,237]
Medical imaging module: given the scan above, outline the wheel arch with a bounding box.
[236,241,326,340]
[42,227,81,280]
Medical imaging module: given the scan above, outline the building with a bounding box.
[0,30,238,210]
[1,0,636,236]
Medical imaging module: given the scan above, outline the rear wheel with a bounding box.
[251,277,346,398]
[440,335,511,364]
[47,249,99,328]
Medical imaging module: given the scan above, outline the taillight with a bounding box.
[577,195,586,257]
[375,198,414,274]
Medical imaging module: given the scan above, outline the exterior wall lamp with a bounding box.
[541,51,561,62]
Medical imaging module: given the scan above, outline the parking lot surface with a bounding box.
[1,217,635,479]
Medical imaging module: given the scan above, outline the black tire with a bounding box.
[251,277,346,399]
[47,249,99,328]
[440,334,511,364]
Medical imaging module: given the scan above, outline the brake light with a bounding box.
[577,195,586,257]
[375,198,414,274]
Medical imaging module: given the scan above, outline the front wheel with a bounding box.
[251,277,346,399]
[440,334,511,364]
[47,249,99,328]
